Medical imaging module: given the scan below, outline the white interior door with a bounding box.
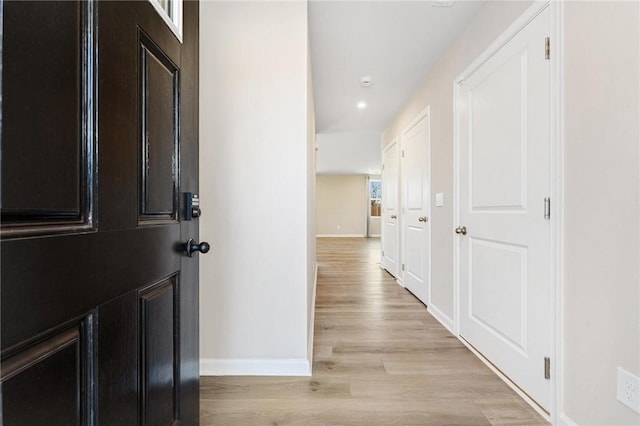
[457,7,551,409]
[381,139,399,277]
[402,109,430,304]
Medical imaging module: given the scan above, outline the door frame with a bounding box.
[452,1,564,423]
[400,106,431,303]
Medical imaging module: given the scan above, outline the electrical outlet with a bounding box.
[617,367,640,413]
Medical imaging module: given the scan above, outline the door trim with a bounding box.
[452,1,564,423]
[549,1,565,424]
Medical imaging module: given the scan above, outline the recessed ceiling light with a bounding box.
[357,101,367,109]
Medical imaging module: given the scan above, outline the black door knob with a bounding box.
[185,239,210,257]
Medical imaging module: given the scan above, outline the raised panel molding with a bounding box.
[468,47,528,212]
[0,316,95,425]
[1,0,97,238]
[469,237,528,353]
[139,275,179,424]
[138,30,180,225]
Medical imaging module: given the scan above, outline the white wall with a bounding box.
[316,175,367,237]
[369,216,381,237]
[382,1,533,326]
[562,2,639,424]
[316,132,382,175]
[199,1,314,375]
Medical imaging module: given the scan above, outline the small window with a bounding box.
[149,0,183,42]
[370,180,381,217]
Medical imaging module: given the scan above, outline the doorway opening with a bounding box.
[366,177,381,238]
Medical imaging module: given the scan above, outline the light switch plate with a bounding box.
[435,193,444,207]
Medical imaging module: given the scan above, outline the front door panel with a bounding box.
[1,1,201,424]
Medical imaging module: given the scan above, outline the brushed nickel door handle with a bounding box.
[391,215,397,219]
[418,216,428,222]
[455,226,467,235]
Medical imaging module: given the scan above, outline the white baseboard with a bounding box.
[369,234,381,237]
[307,261,318,372]
[427,303,454,333]
[200,358,311,376]
[457,338,551,423]
[557,413,578,426]
[316,234,365,238]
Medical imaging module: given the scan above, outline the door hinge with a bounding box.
[402,150,405,158]
[544,197,551,220]
[402,264,405,271]
[545,37,550,60]
[382,164,385,170]
[382,250,385,257]
[544,356,551,379]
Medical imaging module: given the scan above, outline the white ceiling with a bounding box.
[310,1,484,175]
[309,0,485,134]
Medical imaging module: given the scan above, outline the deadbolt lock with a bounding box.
[185,192,201,220]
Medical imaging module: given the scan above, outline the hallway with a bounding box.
[200,238,547,425]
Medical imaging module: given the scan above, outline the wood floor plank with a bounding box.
[347,374,512,399]
[201,398,494,426]
[201,376,351,400]
[312,357,387,377]
[200,237,548,425]
[473,398,550,425]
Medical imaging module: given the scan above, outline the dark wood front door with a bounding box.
[1,1,201,424]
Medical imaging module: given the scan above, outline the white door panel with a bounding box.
[405,225,424,281]
[458,7,550,409]
[469,51,527,210]
[402,110,430,304]
[382,139,399,277]
[469,238,527,352]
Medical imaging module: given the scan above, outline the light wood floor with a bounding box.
[200,237,548,425]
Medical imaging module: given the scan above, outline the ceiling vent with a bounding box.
[360,76,373,88]
[432,0,455,7]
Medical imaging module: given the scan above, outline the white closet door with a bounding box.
[457,7,551,409]
[381,139,399,278]
[402,109,431,305]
